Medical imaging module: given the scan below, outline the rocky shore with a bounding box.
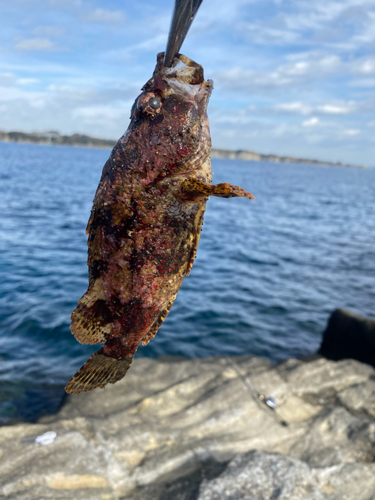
[1,356,374,499]
[1,309,375,499]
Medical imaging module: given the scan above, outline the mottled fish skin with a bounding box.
[65,53,254,395]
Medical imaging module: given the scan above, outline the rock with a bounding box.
[338,380,375,418]
[289,406,375,466]
[197,450,324,500]
[0,356,375,499]
[197,450,375,500]
[319,308,375,368]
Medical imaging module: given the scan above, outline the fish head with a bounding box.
[128,53,213,186]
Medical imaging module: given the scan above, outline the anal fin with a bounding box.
[141,298,175,346]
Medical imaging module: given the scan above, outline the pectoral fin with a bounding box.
[181,178,255,200]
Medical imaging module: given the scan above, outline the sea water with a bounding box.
[0,141,374,422]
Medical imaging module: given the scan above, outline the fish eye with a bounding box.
[148,97,161,110]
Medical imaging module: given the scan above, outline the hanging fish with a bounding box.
[65,52,254,394]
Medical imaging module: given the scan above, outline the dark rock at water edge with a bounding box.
[319,308,375,368]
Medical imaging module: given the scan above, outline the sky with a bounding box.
[0,0,375,165]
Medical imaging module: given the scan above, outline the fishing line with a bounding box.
[224,356,288,427]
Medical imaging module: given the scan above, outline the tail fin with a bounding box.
[65,351,134,394]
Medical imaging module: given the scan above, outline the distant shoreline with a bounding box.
[210,149,369,169]
[0,130,369,169]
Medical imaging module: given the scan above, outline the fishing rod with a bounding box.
[164,0,204,67]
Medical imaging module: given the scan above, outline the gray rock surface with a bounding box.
[197,450,375,500]
[0,355,375,499]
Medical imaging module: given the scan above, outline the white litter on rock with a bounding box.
[35,431,57,445]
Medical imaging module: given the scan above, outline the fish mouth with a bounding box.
[144,53,213,94]
[142,52,213,118]
[158,52,205,85]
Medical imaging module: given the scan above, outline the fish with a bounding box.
[65,53,254,394]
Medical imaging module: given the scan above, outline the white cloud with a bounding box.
[344,129,360,135]
[210,109,374,166]
[214,67,292,94]
[14,37,61,51]
[272,101,356,116]
[274,102,311,114]
[349,78,375,88]
[0,73,38,87]
[238,22,301,46]
[83,8,126,24]
[0,73,16,86]
[279,55,341,77]
[224,0,375,57]
[17,78,39,85]
[0,78,138,139]
[1,0,375,165]
[352,11,375,44]
[0,86,46,107]
[354,58,375,74]
[0,60,80,75]
[214,53,345,96]
[39,1,126,26]
[32,26,65,38]
[72,105,127,125]
[302,117,320,127]
[48,84,97,102]
[48,0,82,9]
[317,103,354,114]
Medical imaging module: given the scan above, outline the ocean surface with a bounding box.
[0,141,374,423]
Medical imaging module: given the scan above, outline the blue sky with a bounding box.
[1,0,375,165]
